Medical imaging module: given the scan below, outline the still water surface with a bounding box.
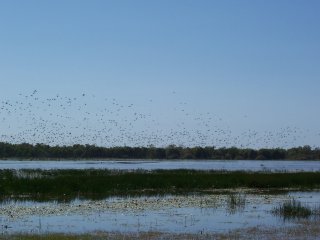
[0,192,319,234]
[0,159,320,172]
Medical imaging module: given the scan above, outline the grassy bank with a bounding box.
[1,169,320,200]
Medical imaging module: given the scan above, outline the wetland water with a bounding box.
[1,160,320,235]
[1,159,320,171]
[1,192,320,234]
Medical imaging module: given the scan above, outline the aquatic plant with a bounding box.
[272,198,312,219]
[0,169,320,201]
[226,193,246,214]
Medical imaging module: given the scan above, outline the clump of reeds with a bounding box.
[226,193,246,214]
[1,169,320,201]
[272,198,312,219]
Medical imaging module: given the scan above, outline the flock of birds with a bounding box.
[0,90,317,148]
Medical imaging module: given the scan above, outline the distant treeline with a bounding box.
[0,142,319,160]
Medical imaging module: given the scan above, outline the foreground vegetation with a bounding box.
[272,198,320,219]
[0,142,320,160]
[1,169,320,200]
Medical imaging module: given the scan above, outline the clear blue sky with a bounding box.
[0,0,319,148]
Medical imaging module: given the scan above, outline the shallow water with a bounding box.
[0,159,320,172]
[1,192,319,234]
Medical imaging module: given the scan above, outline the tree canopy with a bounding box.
[0,142,319,160]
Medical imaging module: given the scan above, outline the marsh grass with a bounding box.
[226,193,246,214]
[1,169,320,200]
[271,198,320,219]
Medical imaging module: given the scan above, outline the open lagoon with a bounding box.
[1,159,320,172]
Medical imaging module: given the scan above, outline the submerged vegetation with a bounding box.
[1,169,320,200]
[0,142,320,160]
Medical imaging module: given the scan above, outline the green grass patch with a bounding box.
[272,198,320,219]
[1,169,320,200]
